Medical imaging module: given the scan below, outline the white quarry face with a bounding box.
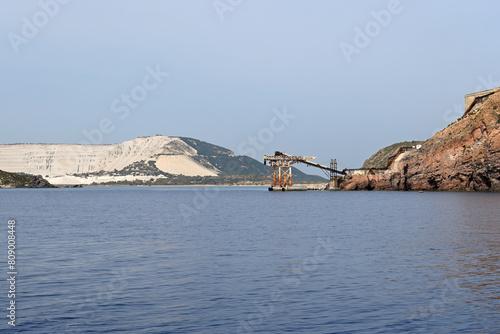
[0,136,219,185]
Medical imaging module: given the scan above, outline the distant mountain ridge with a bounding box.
[0,136,324,185]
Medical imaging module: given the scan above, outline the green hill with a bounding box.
[362,141,423,169]
[0,170,56,188]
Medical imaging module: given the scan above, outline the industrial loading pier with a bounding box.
[264,151,346,191]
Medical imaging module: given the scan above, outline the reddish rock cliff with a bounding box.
[343,91,500,191]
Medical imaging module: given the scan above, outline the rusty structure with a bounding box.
[263,151,346,190]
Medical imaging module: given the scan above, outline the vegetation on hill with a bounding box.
[179,137,234,156]
[362,141,423,169]
[0,170,55,188]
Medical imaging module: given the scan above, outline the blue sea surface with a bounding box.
[1,187,499,333]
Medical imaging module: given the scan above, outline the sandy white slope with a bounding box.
[155,155,217,176]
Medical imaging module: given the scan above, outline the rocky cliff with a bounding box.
[344,90,500,191]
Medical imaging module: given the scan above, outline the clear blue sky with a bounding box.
[1,0,500,171]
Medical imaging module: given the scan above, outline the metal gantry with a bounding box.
[263,151,346,189]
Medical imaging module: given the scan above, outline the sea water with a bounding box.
[0,187,499,333]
